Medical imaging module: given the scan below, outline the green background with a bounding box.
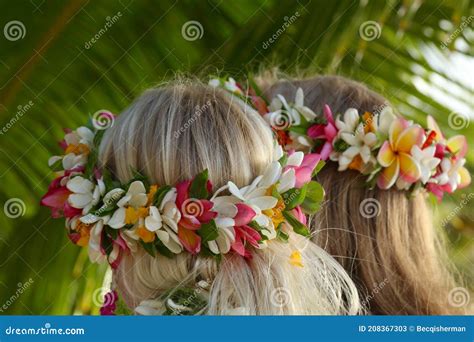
[0,0,472,314]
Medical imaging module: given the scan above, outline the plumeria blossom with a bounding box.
[208,77,243,95]
[376,118,425,189]
[266,88,317,127]
[67,176,105,214]
[143,189,183,254]
[107,181,148,228]
[425,116,470,198]
[213,76,471,199]
[52,126,94,171]
[331,109,378,172]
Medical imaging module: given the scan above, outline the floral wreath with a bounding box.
[40,112,325,268]
[210,77,471,200]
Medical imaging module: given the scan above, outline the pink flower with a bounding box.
[291,206,307,226]
[284,152,321,188]
[100,290,118,315]
[40,168,83,218]
[230,204,260,258]
[175,179,217,254]
[307,105,338,160]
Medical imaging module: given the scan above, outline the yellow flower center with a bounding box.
[263,187,286,227]
[362,112,376,133]
[146,185,159,206]
[125,206,149,225]
[75,221,91,247]
[65,143,90,155]
[137,226,156,243]
[348,154,363,172]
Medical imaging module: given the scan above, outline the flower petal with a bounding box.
[395,125,424,153]
[389,118,409,148]
[286,151,304,166]
[377,158,400,189]
[398,152,421,183]
[458,166,471,189]
[247,196,278,210]
[108,208,126,229]
[178,227,201,254]
[427,115,443,142]
[234,203,256,226]
[343,108,360,132]
[67,176,94,194]
[259,162,282,187]
[447,135,468,158]
[378,106,396,134]
[377,141,396,167]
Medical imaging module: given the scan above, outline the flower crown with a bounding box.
[210,77,471,200]
[40,113,325,268]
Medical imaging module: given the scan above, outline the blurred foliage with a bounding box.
[0,0,472,314]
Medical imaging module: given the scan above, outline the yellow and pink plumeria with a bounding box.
[211,77,471,200]
[40,116,325,268]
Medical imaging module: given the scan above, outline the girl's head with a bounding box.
[98,79,360,315]
[260,74,463,314]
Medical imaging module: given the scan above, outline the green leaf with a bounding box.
[189,169,209,199]
[276,228,289,242]
[333,138,350,152]
[140,240,156,258]
[312,160,326,177]
[282,185,307,210]
[105,226,119,240]
[300,181,325,215]
[288,125,309,135]
[278,153,288,166]
[153,185,172,207]
[197,220,219,243]
[282,211,310,237]
[154,239,174,258]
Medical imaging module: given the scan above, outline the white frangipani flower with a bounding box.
[332,109,378,172]
[433,157,466,192]
[410,145,440,184]
[108,181,148,229]
[143,189,183,254]
[67,176,106,213]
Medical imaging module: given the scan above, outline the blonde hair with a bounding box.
[260,74,465,314]
[98,79,361,315]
